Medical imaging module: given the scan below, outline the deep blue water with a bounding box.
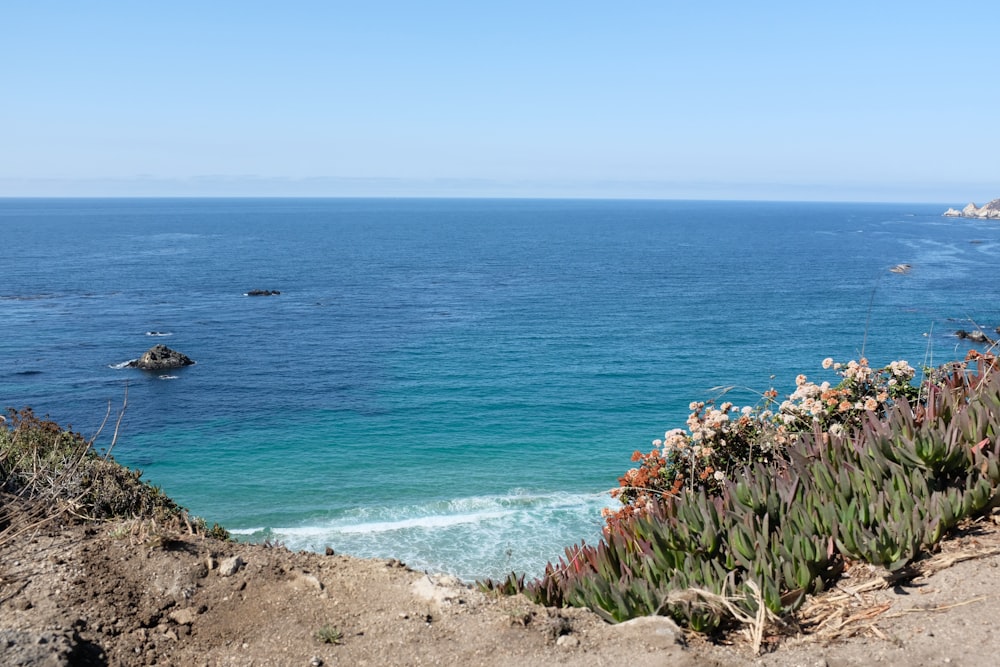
[2,198,997,580]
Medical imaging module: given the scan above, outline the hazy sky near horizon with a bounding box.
[2,2,998,202]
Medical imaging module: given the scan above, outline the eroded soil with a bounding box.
[4,507,1000,666]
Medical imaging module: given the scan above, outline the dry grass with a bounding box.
[0,395,225,555]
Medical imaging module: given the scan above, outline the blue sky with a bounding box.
[2,2,997,201]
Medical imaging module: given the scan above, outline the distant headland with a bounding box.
[943,198,1000,219]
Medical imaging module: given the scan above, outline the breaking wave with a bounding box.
[229,491,612,581]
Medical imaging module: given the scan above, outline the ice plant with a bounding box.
[483,353,1000,636]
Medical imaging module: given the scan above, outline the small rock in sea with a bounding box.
[956,329,993,344]
[245,289,281,296]
[126,344,195,370]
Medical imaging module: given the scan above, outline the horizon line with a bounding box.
[0,194,963,206]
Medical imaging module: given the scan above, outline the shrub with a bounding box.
[0,406,228,540]
[0,407,182,521]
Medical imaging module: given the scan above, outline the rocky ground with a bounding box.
[3,502,1000,667]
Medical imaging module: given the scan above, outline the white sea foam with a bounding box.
[108,360,137,369]
[234,491,614,581]
[158,374,178,380]
[145,331,173,336]
[330,510,511,534]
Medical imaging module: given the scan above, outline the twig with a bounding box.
[104,383,128,460]
[883,596,988,617]
[860,270,884,358]
[749,580,767,655]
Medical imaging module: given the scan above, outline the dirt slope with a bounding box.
[3,507,1000,666]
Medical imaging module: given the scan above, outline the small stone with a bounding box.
[219,556,245,577]
[168,608,198,626]
[325,546,335,556]
[310,657,324,667]
[609,615,684,648]
[290,572,324,592]
[556,634,580,648]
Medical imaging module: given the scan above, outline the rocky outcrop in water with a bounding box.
[944,199,1000,219]
[956,329,996,345]
[245,289,281,296]
[127,344,195,370]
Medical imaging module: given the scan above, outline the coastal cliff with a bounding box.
[943,198,1000,219]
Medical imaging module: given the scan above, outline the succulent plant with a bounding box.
[480,356,1000,635]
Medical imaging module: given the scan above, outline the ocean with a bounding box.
[1,198,996,581]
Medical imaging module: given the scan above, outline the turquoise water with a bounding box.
[2,198,997,580]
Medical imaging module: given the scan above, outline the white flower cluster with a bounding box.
[886,360,916,381]
[686,403,732,444]
[652,428,688,451]
[842,358,874,383]
[649,357,920,478]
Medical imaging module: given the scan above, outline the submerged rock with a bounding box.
[127,344,195,370]
[245,289,281,296]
